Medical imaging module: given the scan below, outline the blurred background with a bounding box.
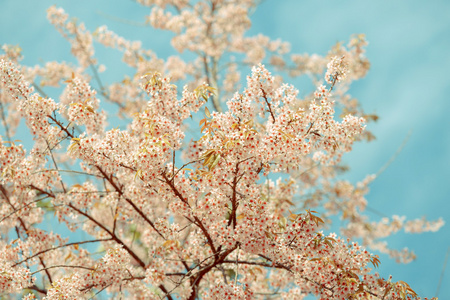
[1,0,449,298]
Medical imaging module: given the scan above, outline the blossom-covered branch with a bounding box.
[0,1,442,299]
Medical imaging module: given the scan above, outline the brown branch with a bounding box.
[42,118,164,242]
[228,162,241,228]
[0,196,49,224]
[67,203,146,268]
[24,185,147,273]
[1,184,54,285]
[0,101,12,141]
[161,248,230,297]
[169,158,203,182]
[27,284,48,295]
[261,88,276,123]
[161,172,218,256]
[202,55,221,112]
[14,238,112,267]
[257,254,382,299]
[31,264,95,276]
[188,245,238,300]
[95,166,166,240]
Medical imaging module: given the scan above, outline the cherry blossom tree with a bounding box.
[0,1,444,299]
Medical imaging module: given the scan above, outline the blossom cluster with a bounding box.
[62,75,106,135]
[47,6,95,69]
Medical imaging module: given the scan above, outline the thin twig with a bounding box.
[435,246,450,298]
[375,130,412,178]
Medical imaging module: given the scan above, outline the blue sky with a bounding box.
[1,0,449,298]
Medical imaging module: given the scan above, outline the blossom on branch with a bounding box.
[0,1,443,300]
